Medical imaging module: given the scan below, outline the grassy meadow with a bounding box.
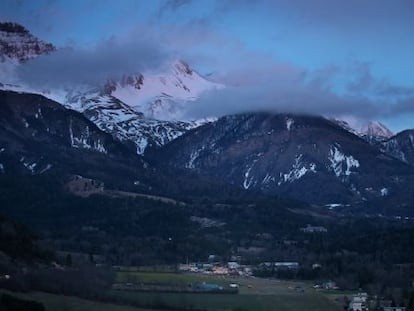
[111,271,343,311]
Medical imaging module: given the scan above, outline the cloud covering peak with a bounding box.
[15,35,171,88]
[1,0,413,131]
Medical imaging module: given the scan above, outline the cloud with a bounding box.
[13,21,413,126]
[184,60,413,123]
[16,35,171,88]
[4,0,414,130]
[390,97,414,116]
[346,62,414,98]
[186,81,382,121]
[161,0,192,11]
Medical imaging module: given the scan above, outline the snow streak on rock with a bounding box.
[328,145,359,177]
[278,154,316,185]
[69,119,107,153]
[286,118,294,131]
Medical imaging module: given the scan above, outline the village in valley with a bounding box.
[75,222,410,310]
[109,258,408,311]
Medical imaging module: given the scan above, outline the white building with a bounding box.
[348,293,368,311]
[300,224,328,233]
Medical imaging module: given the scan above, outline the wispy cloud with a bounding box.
[346,62,414,98]
[16,35,171,88]
[159,0,192,14]
[2,0,414,130]
[185,60,414,123]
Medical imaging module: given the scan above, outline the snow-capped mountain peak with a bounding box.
[0,22,55,62]
[174,60,193,75]
[34,83,213,155]
[363,121,393,139]
[107,60,224,120]
[0,22,223,155]
[332,118,393,142]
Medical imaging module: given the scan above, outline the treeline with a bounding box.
[0,214,52,271]
[0,174,308,265]
[250,219,414,307]
[2,173,414,306]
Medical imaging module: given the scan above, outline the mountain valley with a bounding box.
[1,8,414,311]
[0,22,414,214]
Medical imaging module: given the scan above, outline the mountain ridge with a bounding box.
[2,22,414,213]
[151,112,414,206]
[0,21,55,62]
[0,89,153,191]
[332,118,394,143]
[0,22,223,154]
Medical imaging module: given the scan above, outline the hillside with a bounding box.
[151,113,414,207]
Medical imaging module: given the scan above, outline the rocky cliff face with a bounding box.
[332,119,394,143]
[152,113,413,204]
[0,90,152,191]
[0,22,55,62]
[52,88,205,154]
[381,130,414,165]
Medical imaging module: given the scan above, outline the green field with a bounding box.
[111,290,341,311]
[0,290,151,311]
[1,273,343,311]
[112,272,343,311]
[115,271,230,286]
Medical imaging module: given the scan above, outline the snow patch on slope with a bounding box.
[328,145,359,177]
[39,164,52,174]
[243,164,255,189]
[69,120,107,153]
[381,187,389,196]
[262,173,275,185]
[243,153,265,189]
[278,154,317,185]
[286,118,294,131]
[186,146,205,169]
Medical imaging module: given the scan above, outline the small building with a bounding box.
[300,224,328,233]
[274,262,300,270]
[227,262,240,269]
[348,293,368,311]
[383,308,406,311]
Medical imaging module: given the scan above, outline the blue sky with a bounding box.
[2,0,414,131]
